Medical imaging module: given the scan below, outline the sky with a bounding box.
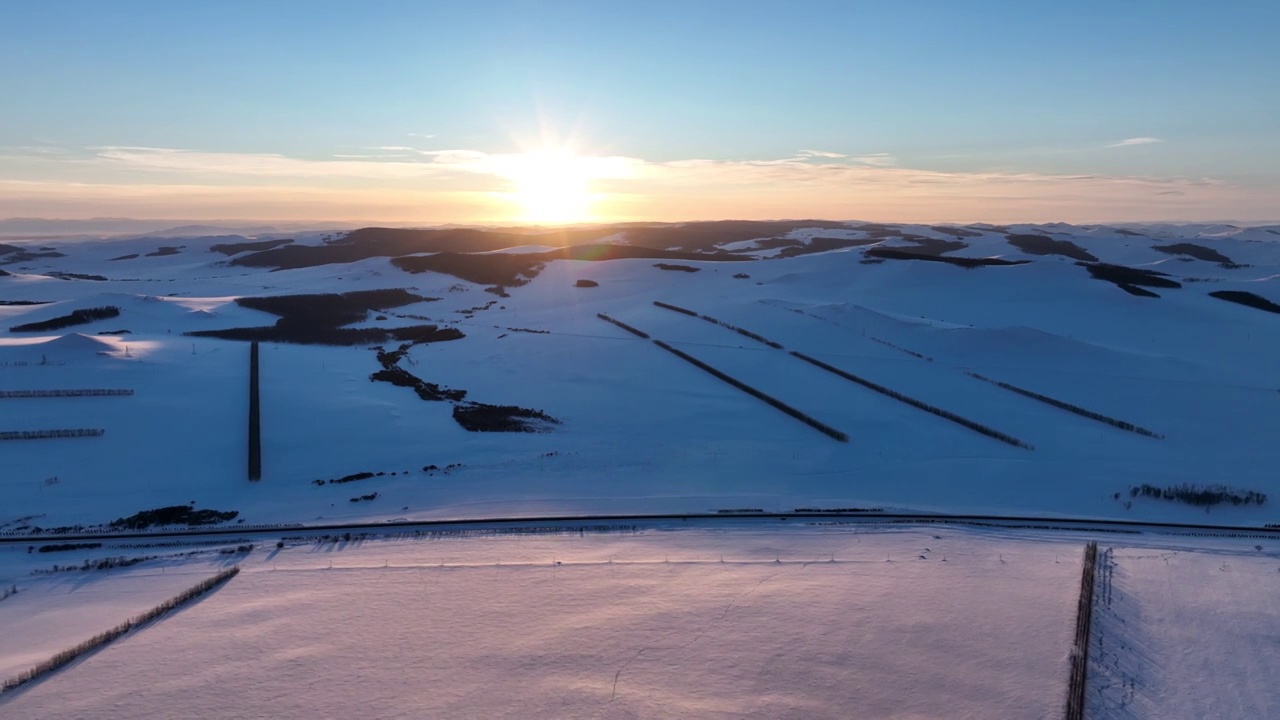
[1,0,1277,225]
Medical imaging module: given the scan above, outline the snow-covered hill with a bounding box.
[1,221,1277,529]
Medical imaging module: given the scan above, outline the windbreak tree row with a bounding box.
[652,301,783,348]
[0,429,104,441]
[867,336,931,360]
[0,567,241,695]
[1128,483,1266,507]
[790,352,1032,449]
[248,341,261,481]
[651,339,848,442]
[966,372,1163,439]
[1065,542,1099,720]
[596,313,650,338]
[0,389,133,398]
[9,306,120,332]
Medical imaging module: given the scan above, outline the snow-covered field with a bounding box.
[1,221,1278,529]
[1088,543,1280,718]
[0,525,1084,719]
[0,563,223,681]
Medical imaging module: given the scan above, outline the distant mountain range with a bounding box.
[5,217,1278,241]
[0,218,362,239]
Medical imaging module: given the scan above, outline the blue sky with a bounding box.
[1,0,1277,222]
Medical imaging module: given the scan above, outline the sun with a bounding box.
[503,151,598,224]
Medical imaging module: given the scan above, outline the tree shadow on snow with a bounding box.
[1084,548,1164,719]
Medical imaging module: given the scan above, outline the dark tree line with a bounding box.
[0,429,104,441]
[1065,542,1099,720]
[1,567,239,695]
[1005,234,1099,262]
[1079,262,1182,289]
[1152,242,1233,265]
[791,351,1032,449]
[863,248,1027,268]
[109,506,239,530]
[248,341,261,481]
[0,389,133,399]
[191,323,463,346]
[966,372,1163,438]
[37,543,102,552]
[452,403,560,433]
[597,313,649,338]
[653,340,849,442]
[652,301,784,349]
[189,289,460,346]
[1128,483,1266,507]
[10,306,120,332]
[1208,290,1280,315]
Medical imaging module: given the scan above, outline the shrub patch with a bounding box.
[109,506,239,530]
[452,403,560,433]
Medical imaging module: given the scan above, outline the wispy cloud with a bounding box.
[412,149,490,163]
[0,142,1271,223]
[407,133,437,139]
[797,150,895,166]
[1106,137,1163,148]
[90,146,459,180]
[850,153,896,167]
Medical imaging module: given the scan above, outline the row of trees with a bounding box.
[1,567,239,695]
[248,341,260,481]
[864,248,1026,267]
[37,543,102,553]
[0,428,104,441]
[791,351,1032,449]
[867,336,931,360]
[0,389,133,398]
[966,372,1163,439]
[1065,542,1100,720]
[34,555,155,574]
[652,301,784,348]
[1128,483,1267,507]
[9,306,120,332]
[654,340,849,442]
[597,313,650,339]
